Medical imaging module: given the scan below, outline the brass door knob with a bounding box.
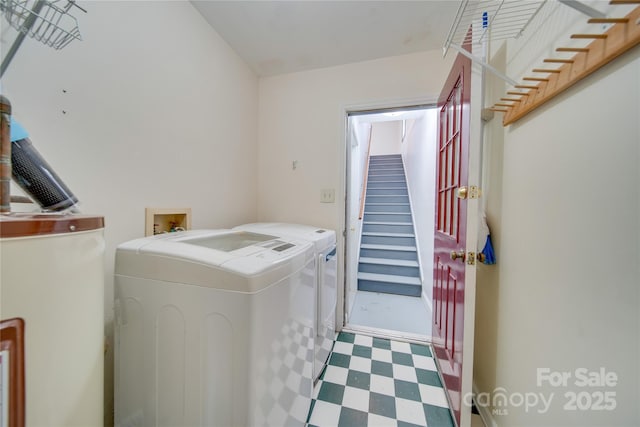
[457,186,468,199]
[450,250,465,262]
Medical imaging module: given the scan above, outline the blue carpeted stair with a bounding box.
[358,154,422,297]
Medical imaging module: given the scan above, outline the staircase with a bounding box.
[358,154,422,297]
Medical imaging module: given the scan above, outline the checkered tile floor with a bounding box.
[306,332,454,427]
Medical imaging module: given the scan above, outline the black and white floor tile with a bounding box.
[306,331,455,427]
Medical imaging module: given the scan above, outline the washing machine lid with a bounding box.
[234,223,336,251]
[115,230,315,293]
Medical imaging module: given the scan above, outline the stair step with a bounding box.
[368,169,404,173]
[362,231,414,238]
[368,172,405,177]
[357,272,422,295]
[368,176,406,182]
[364,221,413,226]
[365,203,410,205]
[361,233,416,246]
[359,257,418,267]
[365,203,411,213]
[362,221,414,234]
[357,272,421,286]
[360,243,418,261]
[358,281,422,297]
[358,258,420,277]
[366,189,407,194]
[364,212,412,222]
[365,195,409,203]
[360,243,417,252]
[367,177,405,181]
[367,182,407,188]
[367,188,409,196]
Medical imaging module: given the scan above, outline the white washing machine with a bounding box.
[234,223,337,382]
[114,229,316,427]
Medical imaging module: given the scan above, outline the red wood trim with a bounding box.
[0,214,104,238]
[1,317,25,427]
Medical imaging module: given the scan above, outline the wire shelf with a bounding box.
[443,0,546,55]
[0,0,82,50]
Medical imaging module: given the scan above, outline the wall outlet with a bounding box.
[320,188,335,203]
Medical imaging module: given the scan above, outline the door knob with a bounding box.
[456,186,468,199]
[450,250,465,262]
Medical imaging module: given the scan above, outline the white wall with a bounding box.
[1,2,259,423]
[474,5,640,425]
[258,50,454,327]
[370,120,402,155]
[401,110,437,308]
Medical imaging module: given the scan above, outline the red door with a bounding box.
[432,46,471,426]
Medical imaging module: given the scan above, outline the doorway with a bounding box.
[343,105,438,342]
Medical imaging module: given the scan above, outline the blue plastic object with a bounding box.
[10,118,28,142]
[481,234,496,265]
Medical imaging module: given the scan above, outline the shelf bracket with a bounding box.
[557,0,606,19]
[449,42,519,87]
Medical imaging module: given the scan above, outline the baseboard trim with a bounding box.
[472,382,498,427]
[421,290,432,314]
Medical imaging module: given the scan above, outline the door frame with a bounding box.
[337,63,484,427]
[338,96,437,340]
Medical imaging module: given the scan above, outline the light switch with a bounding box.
[320,188,335,203]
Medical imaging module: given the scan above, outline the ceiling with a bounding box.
[190,1,462,77]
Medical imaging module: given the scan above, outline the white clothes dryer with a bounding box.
[114,229,315,427]
[233,223,337,382]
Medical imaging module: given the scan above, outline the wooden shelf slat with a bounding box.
[571,33,608,39]
[544,58,575,63]
[533,68,562,73]
[556,47,590,52]
[523,77,550,82]
[588,18,629,23]
[504,6,640,125]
